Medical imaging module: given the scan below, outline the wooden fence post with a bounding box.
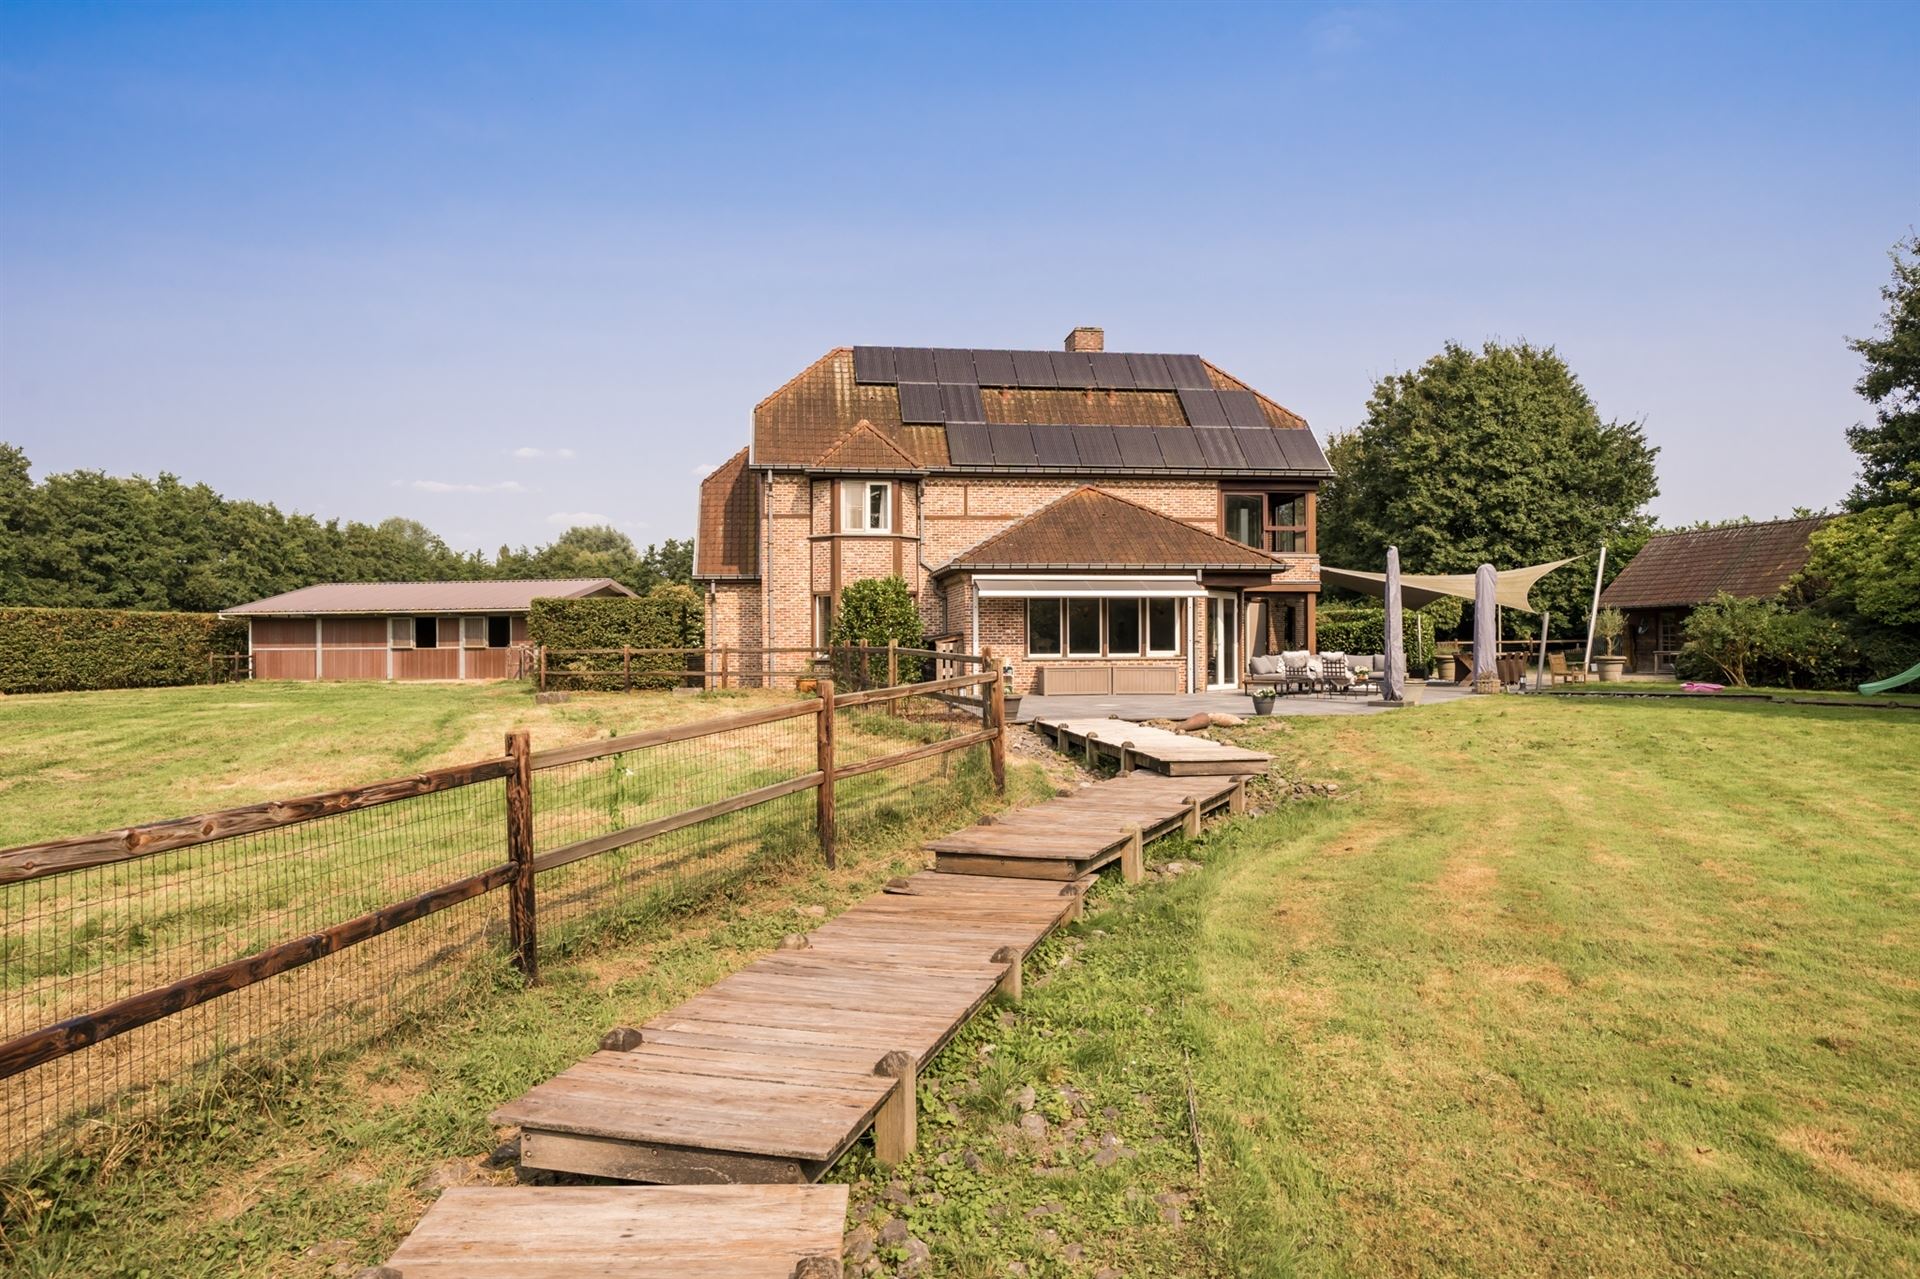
[622,645,632,694]
[986,652,1007,796]
[888,639,899,688]
[505,730,537,981]
[720,646,730,690]
[537,646,547,693]
[816,678,837,869]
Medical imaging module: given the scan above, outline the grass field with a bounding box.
[2,685,1916,1276]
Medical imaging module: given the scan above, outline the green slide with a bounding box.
[1859,661,1920,695]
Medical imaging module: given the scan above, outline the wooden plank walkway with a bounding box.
[382,1184,848,1277]
[490,870,1081,1186]
[1033,714,1271,776]
[926,771,1248,880]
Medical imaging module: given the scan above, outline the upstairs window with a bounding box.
[1222,490,1309,553]
[839,480,892,533]
[1224,494,1264,547]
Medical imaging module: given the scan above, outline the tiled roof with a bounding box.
[939,486,1283,573]
[222,578,634,616]
[695,447,758,579]
[809,420,926,473]
[1599,517,1831,609]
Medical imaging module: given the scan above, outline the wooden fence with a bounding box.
[0,670,1004,1154]
[534,642,988,694]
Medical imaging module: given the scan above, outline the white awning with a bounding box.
[972,574,1207,599]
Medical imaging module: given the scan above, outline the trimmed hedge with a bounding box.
[1315,604,1438,675]
[0,608,248,694]
[527,586,704,689]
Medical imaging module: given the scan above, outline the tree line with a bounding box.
[0,445,692,612]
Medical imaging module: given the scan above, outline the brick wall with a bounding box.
[920,477,1221,569]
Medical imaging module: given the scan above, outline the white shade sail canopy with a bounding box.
[1319,557,1580,613]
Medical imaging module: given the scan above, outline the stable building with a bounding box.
[1598,516,1830,674]
[221,578,633,681]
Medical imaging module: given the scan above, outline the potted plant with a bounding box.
[999,665,1022,723]
[1435,651,1457,681]
[1250,688,1277,715]
[1593,607,1627,682]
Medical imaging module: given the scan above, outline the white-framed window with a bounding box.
[1027,599,1062,657]
[388,616,415,649]
[839,479,892,533]
[1106,597,1142,656]
[1065,599,1102,656]
[1147,598,1179,654]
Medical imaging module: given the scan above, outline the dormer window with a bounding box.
[839,480,892,533]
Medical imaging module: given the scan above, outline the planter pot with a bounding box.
[1595,656,1626,683]
[1396,681,1426,706]
[1435,654,1458,681]
[1251,695,1277,716]
[1001,695,1023,721]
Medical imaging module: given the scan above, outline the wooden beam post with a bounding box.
[537,645,547,693]
[815,679,836,869]
[1119,742,1135,775]
[1060,881,1084,923]
[505,730,537,981]
[1122,827,1144,884]
[1183,796,1202,839]
[1229,778,1247,815]
[888,638,899,690]
[873,1049,917,1167]
[992,944,1022,1002]
[623,645,632,693]
[986,655,1007,796]
[720,645,730,691]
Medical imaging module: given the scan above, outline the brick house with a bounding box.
[694,327,1333,695]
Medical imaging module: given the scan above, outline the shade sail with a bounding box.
[972,574,1207,599]
[1319,557,1580,613]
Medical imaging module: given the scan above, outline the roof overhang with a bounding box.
[972,573,1209,599]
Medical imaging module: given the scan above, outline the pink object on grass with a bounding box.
[1681,681,1725,692]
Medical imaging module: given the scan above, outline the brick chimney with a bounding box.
[1064,326,1104,353]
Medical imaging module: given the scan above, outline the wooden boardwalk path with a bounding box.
[1033,714,1271,776]
[383,764,1257,1272]
[926,771,1248,880]
[382,1184,848,1277]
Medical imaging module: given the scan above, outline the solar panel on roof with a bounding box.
[1232,427,1286,469]
[898,382,946,424]
[893,348,937,382]
[1220,390,1268,430]
[1114,427,1165,468]
[940,383,985,423]
[1028,423,1079,467]
[1125,353,1173,389]
[1152,428,1206,469]
[1088,352,1135,389]
[1178,387,1231,427]
[1071,424,1122,468]
[971,349,1017,386]
[1011,350,1057,388]
[933,348,976,384]
[852,346,896,384]
[1050,351,1096,389]
[945,422,994,466]
[1275,430,1331,472]
[1164,354,1210,388]
[1193,427,1249,469]
[987,423,1038,467]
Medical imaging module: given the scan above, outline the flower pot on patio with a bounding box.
[1251,691,1277,716]
[1595,656,1626,682]
[1002,693,1023,721]
[1394,681,1426,706]
[1435,653,1457,681]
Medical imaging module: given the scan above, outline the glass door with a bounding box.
[1206,593,1239,689]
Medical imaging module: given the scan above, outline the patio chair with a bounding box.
[1280,649,1315,695]
[1245,653,1287,693]
[1318,651,1355,697]
[1547,652,1587,684]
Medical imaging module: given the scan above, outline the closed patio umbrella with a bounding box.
[1473,563,1498,689]
[1383,546,1406,702]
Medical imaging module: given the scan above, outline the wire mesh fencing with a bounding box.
[1,670,1006,1163]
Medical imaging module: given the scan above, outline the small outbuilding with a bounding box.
[1598,517,1829,674]
[220,578,634,681]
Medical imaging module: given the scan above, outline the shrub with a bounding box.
[1593,607,1627,657]
[0,608,247,694]
[1314,603,1438,674]
[1675,593,1862,689]
[829,577,925,684]
[527,585,704,689]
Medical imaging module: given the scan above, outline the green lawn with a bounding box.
[2,687,1916,1277]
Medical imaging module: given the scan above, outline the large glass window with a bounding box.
[1066,599,1102,655]
[839,480,892,532]
[1224,494,1263,547]
[1147,598,1178,653]
[1106,598,1141,656]
[1027,599,1062,656]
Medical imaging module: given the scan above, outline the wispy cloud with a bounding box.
[546,510,610,526]
[406,479,529,494]
[691,462,717,478]
[513,447,576,460]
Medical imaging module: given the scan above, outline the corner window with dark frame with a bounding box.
[413,616,439,649]
[839,479,891,533]
[1223,490,1309,553]
[1027,598,1062,656]
[1224,494,1264,548]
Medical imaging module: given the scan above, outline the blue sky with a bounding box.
[2,0,1916,555]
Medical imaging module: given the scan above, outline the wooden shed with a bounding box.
[220,578,634,681]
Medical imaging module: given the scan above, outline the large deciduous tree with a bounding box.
[1845,233,1920,510]
[1318,340,1660,634]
